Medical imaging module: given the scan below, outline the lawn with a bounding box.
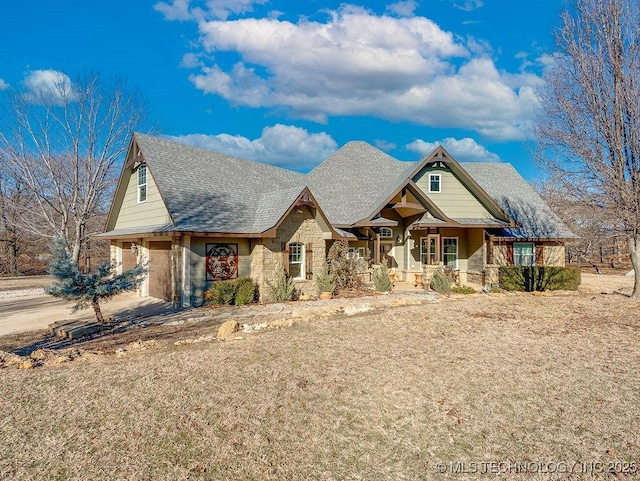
[1,290,639,480]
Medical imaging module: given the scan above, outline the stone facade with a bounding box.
[251,206,329,300]
[543,245,565,266]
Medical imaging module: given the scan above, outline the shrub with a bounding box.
[451,285,476,294]
[235,277,258,305]
[204,277,258,305]
[498,266,581,292]
[430,268,452,294]
[373,259,392,292]
[327,240,365,291]
[265,263,295,302]
[315,262,336,295]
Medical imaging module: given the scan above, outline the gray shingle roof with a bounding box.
[135,133,305,234]
[109,134,573,241]
[306,142,410,225]
[461,163,577,239]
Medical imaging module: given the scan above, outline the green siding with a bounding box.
[189,237,252,305]
[113,167,172,230]
[414,166,492,218]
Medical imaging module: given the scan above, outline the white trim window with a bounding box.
[379,227,393,238]
[442,237,458,268]
[514,242,535,266]
[288,242,304,279]
[428,173,441,193]
[137,165,147,203]
[348,246,366,259]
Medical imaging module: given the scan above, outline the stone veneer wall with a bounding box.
[543,245,566,266]
[251,206,328,300]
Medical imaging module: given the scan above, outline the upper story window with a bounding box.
[137,165,147,203]
[428,173,441,193]
[379,227,393,238]
[288,242,304,279]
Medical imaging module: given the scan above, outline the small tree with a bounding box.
[46,237,146,323]
[265,262,295,302]
[315,262,336,295]
[372,259,392,293]
[327,240,363,291]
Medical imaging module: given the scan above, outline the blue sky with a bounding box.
[0,0,567,179]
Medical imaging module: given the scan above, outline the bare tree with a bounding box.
[535,0,640,296]
[539,178,620,272]
[0,72,146,266]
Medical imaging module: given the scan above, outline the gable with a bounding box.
[106,147,172,232]
[413,163,492,218]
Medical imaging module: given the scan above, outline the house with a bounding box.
[100,133,576,305]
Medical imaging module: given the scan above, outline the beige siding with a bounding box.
[414,166,492,218]
[113,167,172,230]
[405,228,484,274]
[189,237,252,305]
[467,229,485,272]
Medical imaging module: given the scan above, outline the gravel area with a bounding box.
[0,288,46,299]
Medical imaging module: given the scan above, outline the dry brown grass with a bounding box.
[1,291,640,480]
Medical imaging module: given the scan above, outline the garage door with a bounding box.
[148,241,172,301]
[121,242,137,272]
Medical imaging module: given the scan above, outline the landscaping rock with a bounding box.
[0,350,25,368]
[270,318,295,328]
[344,304,373,316]
[30,349,57,361]
[19,359,35,369]
[217,320,240,339]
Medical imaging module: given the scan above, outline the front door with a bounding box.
[421,235,440,267]
[380,242,396,268]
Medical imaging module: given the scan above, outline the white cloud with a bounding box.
[166,124,338,170]
[386,0,419,17]
[374,139,397,151]
[0,78,9,90]
[452,0,483,12]
[22,70,76,105]
[168,4,542,140]
[154,0,267,21]
[406,137,500,162]
[180,52,204,68]
[154,0,191,20]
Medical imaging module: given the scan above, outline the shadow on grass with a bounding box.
[9,298,184,356]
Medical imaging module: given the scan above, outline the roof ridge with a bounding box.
[134,132,305,178]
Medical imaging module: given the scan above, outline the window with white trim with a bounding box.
[137,165,147,203]
[288,243,304,279]
[379,227,393,238]
[513,243,535,266]
[348,247,366,259]
[428,173,441,193]
[442,237,458,268]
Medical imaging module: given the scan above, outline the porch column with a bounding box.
[181,235,191,307]
[171,235,182,306]
[374,233,380,264]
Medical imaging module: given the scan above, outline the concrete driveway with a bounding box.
[0,292,175,337]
